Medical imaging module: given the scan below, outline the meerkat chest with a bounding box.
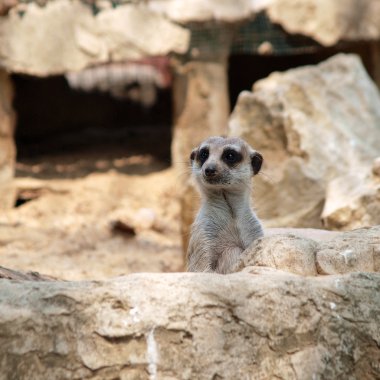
[202,208,255,251]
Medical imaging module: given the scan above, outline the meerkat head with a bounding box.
[190,136,263,191]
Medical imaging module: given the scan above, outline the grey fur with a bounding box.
[187,136,264,274]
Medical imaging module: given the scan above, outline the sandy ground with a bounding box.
[0,153,188,281]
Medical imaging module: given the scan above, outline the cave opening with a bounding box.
[12,72,173,180]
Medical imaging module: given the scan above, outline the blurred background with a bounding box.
[0,0,379,279]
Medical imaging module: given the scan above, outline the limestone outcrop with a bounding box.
[229,53,380,229]
[240,226,380,276]
[0,226,379,379]
[0,269,379,379]
[322,157,380,230]
[265,0,380,46]
[150,0,380,47]
[0,0,190,76]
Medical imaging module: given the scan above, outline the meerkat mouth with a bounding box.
[202,176,232,187]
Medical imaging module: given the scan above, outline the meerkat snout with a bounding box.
[204,163,217,177]
[187,136,264,274]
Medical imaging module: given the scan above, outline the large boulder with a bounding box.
[265,0,380,46]
[322,157,380,230]
[0,268,379,379]
[0,0,189,76]
[0,226,379,378]
[150,0,380,47]
[229,53,380,228]
[240,226,380,275]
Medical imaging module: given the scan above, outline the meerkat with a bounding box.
[187,136,263,274]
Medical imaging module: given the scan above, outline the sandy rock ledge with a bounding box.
[0,266,380,379]
[240,226,380,276]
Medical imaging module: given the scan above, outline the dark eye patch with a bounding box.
[222,149,242,166]
[197,147,209,165]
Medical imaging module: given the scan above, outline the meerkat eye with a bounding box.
[222,149,242,165]
[198,148,209,165]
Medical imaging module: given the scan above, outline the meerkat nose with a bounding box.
[204,165,217,177]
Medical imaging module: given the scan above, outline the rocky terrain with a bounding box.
[229,53,380,229]
[0,240,379,379]
[0,2,379,375]
[0,165,184,280]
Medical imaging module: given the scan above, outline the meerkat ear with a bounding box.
[190,149,197,162]
[251,152,263,175]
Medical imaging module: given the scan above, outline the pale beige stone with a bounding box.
[0,0,190,75]
[229,53,380,228]
[240,226,380,276]
[240,234,319,276]
[322,164,380,230]
[0,270,379,379]
[266,0,380,46]
[316,226,380,275]
[373,157,380,177]
[149,0,380,48]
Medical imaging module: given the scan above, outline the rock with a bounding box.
[0,0,190,75]
[240,226,380,276]
[110,206,158,236]
[317,244,375,275]
[0,270,379,379]
[322,163,380,230]
[316,226,380,274]
[0,265,56,281]
[149,0,380,50]
[0,70,16,209]
[240,234,319,276]
[1,0,380,76]
[266,0,380,46]
[0,169,183,280]
[373,157,380,177]
[229,53,380,228]
[148,0,256,23]
[265,227,341,241]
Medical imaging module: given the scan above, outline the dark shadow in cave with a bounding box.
[13,74,173,179]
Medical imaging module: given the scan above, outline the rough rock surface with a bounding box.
[2,0,380,76]
[0,0,189,75]
[229,53,380,228]
[266,0,380,46]
[1,0,380,76]
[0,269,379,379]
[0,70,15,209]
[240,225,380,276]
[0,168,183,280]
[322,158,380,230]
[150,0,380,48]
